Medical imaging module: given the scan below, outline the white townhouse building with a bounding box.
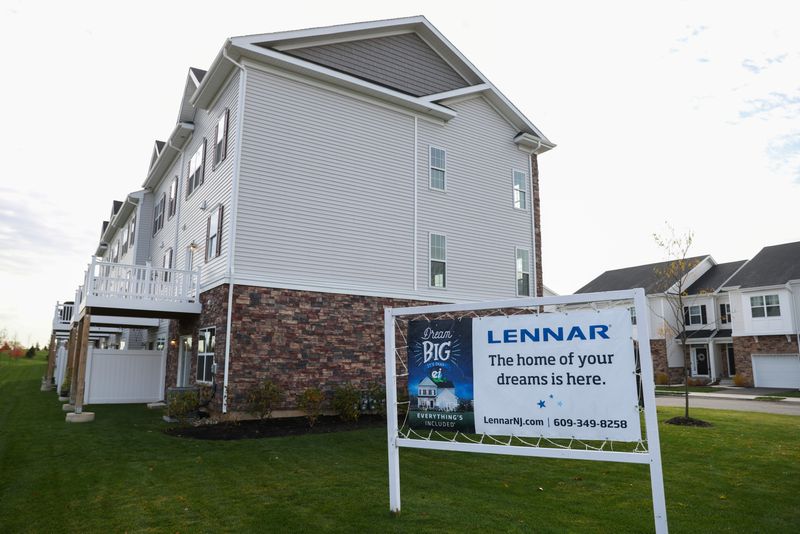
[46,16,555,419]
[575,241,800,388]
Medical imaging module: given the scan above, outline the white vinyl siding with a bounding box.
[235,67,414,293]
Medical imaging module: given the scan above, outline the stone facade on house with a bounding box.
[650,339,683,384]
[732,335,799,387]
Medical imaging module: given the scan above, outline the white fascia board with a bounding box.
[229,42,458,121]
[421,84,490,103]
[142,122,194,190]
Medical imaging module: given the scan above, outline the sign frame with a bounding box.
[384,288,668,533]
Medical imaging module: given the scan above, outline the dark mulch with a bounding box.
[664,416,713,427]
[164,414,387,440]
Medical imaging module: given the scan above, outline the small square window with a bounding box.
[513,170,527,210]
[213,109,229,168]
[516,248,530,296]
[430,233,446,288]
[206,206,223,262]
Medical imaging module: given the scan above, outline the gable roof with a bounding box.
[575,256,708,295]
[724,241,800,289]
[193,16,553,153]
[685,260,747,295]
[280,32,468,97]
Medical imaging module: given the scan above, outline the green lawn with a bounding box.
[655,385,721,393]
[1,356,799,533]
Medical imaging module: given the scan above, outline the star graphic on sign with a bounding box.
[537,400,546,408]
[549,394,554,399]
[558,401,564,407]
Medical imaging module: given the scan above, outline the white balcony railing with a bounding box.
[51,302,75,330]
[78,258,201,315]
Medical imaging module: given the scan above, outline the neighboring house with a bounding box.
[47,17,555,417]
[575,241,800,388]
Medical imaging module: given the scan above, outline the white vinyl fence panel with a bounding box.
[55,346,67,395]
[84,348,166,404]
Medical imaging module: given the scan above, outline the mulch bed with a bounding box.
[164,414,387,440]
[664,416,713,427]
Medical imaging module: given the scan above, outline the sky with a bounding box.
[0,0,798,345]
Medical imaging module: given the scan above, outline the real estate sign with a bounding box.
[407,309,640,441]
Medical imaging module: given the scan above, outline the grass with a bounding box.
[764,390,800,398]
[2,356,799,533]
[656,385,720,393]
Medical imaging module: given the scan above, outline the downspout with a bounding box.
[220,45,246,413]
[413,116,418,291]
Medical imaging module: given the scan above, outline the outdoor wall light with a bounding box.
[169,339,177,347]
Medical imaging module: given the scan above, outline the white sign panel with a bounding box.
[472,309,640,441]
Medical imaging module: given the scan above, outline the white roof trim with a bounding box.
[421,84,490,103]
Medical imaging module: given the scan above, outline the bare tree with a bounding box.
[652,224,707,423]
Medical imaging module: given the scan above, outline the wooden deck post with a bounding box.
[73,313,91,414]
[42,332,57,390]
[63,325,78,401]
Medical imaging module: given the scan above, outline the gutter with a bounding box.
[220,44,246,413]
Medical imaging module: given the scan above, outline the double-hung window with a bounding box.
[719,303,731,324]
[429,147,446,191]
[513,170,527,209]
[205,206,223,262]
[121,226,129,255]
[187,141,206,197]
[196,327,215,383]
[629,306,637,325]
[129,216,136,247]
[430,233,446,288]
[152,193,165,235]
[516,247,531,296]
[162,248,173,282]
[168,177,178,219]
[111,241,119,263]
[213,109,229,168]
[683,305,707,326]
[750,295,780,318]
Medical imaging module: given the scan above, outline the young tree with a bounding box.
[652,224,708,424]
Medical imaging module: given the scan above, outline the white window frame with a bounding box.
[162,247,173,282]
[129,216,136,247]
[429,232,447,289]
[515,247,531,297]
[213,109,229,169]
[429,146,446,191]
[111,241,119,263]
[187,140,206,198]
[719,302,731,324]
[629,306,637,325]
[512,170,528,210]
[121,226,129,255]
[750,294,780,318]
[153,193,165,236]
[206,206,223,262]
[168,176,178,219]
[196,327,215,384]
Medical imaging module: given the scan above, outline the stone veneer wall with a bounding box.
[649,339,683,384]
[530,154,544,298]
[732,335,799,387]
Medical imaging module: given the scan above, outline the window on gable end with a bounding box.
[168,176,178,219]
[516,248,531,296]
[430,233,446,288]
[213,109,229,169]
[513,170,527,209]
[187,140,206,197]
[429,147,446,191]
[129,215,136,246]
[205,205,223,262]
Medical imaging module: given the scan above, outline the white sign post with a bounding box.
[385,289,668,533]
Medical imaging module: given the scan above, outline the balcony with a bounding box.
[52,302,75,332]
[76,258,202,319]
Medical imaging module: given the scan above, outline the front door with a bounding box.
[726,344,736,376]
[177,336,192,387]
[693,346,710,376]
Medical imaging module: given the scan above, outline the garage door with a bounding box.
[751,354,800,388]
[84,348,166,404]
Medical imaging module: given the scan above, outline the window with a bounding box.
[629,306,637,325]
[162,248,173,282]
[197,327,215,383]
[683,304,707,326]
[187,140,206,197]
[213,109,229,168]
[121,226,129,255]
[111,241,119,263]
[205,206,223,262]
[513,170,527,209]
[429,233,446,288]
[429,147,446,191]
[719,303,731,324]
[750,294,780,318]
[516,248,531,296]
[129,215,136,246]
[152,193,165,236]
[168,176,178,219]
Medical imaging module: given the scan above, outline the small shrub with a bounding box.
[61,373,71,396]
[299,387,324,427]
[246,380,283,419]
[333,384,360,422]
[9,346,24,359]
[687,377,708,387]
[367,384,386,417]
[167,390,200,422]
[25,347,36,359]
[655,372,669,385]
[733,373,749,387]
